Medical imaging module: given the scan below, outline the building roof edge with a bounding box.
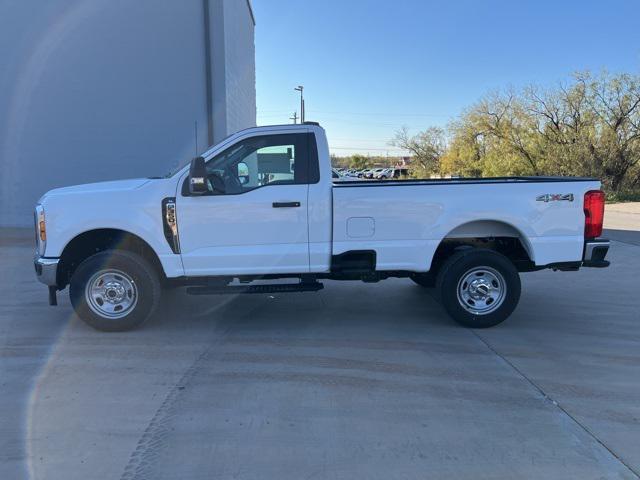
[246,0,256,25]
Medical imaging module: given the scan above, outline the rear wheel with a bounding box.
[69,250,161,331]
[436,249,520,328]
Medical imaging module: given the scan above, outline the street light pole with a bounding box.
[294,85,304,123]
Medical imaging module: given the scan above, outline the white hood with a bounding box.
[39,178,152,201]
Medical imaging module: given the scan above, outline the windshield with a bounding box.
[163,131,242,178]
[163,158,192,178]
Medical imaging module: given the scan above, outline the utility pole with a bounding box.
[294,85,305,123]
[290,111,298,124]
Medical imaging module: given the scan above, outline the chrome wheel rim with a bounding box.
[456,267,506,315]
[85,269,138,319]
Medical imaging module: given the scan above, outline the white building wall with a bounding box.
[209,0,256,143]
[0,0,256,227]
[222,0,257,137]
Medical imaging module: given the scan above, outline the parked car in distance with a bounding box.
[34,122,610,332]
[375,168,394,179]
[370,168,385,179]
[332,168,355,182]
[392,167,409,178]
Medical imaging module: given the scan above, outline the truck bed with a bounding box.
[331,176,601,272]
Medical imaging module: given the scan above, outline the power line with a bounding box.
[309,110,450,118]
[319,118,407,127]
[258,109,450,118]
[330,146,407,152]
[258,115,444,125]
[330,137,397,143]
[257,109,293,113]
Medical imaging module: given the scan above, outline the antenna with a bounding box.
[194,121,198,156]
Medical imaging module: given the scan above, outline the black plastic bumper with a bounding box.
[582,239,610,268]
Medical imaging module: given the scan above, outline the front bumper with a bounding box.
[582,239,610,268]
[34,256,60,286]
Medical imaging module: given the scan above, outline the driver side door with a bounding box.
[176,131,314,276]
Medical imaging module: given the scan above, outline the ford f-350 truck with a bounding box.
[34,123,609,331]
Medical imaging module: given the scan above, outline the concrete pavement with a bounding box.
[604,202,640,245]
[1,206,639,480]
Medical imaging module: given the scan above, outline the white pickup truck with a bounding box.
[34,123,610,331]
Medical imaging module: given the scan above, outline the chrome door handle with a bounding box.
[272,202,301,208]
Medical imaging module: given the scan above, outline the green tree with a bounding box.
[349,154,371,170]
[439,71,640,193]
[390,126,445,177]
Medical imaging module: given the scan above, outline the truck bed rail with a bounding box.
[334,176,598,187]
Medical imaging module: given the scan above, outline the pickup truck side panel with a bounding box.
[332,180,600,271]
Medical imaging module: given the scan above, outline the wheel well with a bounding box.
[57,229,165,289]
[430,236,534,275]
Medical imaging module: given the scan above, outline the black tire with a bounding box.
[69,250,161,332]
[436,249,520,328]
[410,272,436,288]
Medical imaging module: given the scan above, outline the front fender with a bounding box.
[39,179,184,277]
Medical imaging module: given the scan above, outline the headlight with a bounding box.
[34,204,46,255]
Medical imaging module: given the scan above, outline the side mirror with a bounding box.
[188,156,208,195]
[237,161,249,186]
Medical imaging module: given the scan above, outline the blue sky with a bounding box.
[253,0,640,156]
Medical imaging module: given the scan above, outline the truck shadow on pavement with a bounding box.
[145,279,456,335]
[604,228,640,246]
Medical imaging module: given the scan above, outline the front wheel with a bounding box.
[436,249,521,328]
[69,250,161,331]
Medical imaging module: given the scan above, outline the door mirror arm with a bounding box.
[188,156,208,195]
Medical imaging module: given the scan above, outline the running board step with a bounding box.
[186,282,324,296]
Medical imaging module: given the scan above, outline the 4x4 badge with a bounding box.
[536,193,574,202]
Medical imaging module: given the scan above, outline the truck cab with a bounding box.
[175,124,333,276]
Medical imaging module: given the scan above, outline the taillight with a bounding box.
[584,190,605,238]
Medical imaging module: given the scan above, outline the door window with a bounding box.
[195,133,317,195]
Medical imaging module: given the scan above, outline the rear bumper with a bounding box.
[34,256,60,286]
[582,239,610,268]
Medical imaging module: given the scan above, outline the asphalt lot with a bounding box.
[1,205,639,480]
